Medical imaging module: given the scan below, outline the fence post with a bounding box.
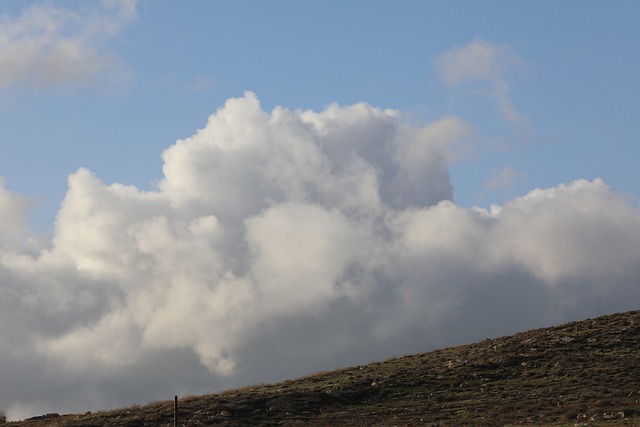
[174,395,178,427]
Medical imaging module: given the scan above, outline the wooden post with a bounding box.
[174,395,178,427]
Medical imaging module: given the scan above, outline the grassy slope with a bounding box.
[7,309,640,426]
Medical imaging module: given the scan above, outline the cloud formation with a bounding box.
[0,0,135,89]
[1,92,639,420]
[435,38,524,123]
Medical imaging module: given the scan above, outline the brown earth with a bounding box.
[6,309,640,426]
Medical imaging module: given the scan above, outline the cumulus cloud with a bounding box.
[0,0,136,90]
[1,92,640,420]
[435,37,525,123]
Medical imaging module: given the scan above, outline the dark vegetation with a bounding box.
[7,309,640,426]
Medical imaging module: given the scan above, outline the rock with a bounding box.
[603,411,625,419]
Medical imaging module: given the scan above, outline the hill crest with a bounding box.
[7,309,640,426]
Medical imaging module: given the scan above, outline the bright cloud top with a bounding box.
[0,0,135,89]
[1,93,639,420]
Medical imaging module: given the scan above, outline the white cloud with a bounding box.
[0,1,136,90]
[434,37,525,123]
[485,179,640,283]
[1,93,640,420]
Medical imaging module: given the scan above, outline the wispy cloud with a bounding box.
[485,165,529,196]
[182,75,216,93]
[434,37,525,123]
[0,0,136,90]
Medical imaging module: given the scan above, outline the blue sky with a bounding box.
[1,0,640,421]
[2,0,638,231]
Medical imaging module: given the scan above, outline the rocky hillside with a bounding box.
[7,309,640,426]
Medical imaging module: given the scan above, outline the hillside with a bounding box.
[7,309,640,426]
